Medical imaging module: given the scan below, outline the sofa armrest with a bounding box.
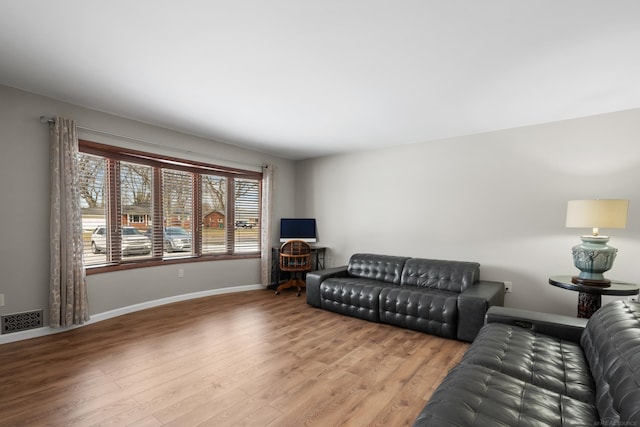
[456,281,505,342]
[305,266,349,307]
[485,306,587,343]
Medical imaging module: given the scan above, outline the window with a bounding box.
[202,174,227,254]
[234,178,260,253]
[127,215,148,223]
[78,140,262,271]
[162,169,193,258]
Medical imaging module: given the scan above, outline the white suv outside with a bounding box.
[90,226,152,256]
[144,226,192,252]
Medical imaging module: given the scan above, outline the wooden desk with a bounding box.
[549,275,639,318]
[271,246,326,288]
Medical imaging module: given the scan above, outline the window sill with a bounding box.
[85,253,260,275]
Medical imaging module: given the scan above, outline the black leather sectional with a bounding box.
[414,300,640,426]
[306,253,504,342]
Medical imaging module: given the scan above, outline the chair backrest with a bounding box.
[279,240,312,272]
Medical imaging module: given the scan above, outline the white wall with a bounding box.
[2,82,638,326]
[295,109,640,316]
[0,85,296,324]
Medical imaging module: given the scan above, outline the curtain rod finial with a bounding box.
[40,115,54,124]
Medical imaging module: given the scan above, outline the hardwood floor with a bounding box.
[0,289,469,426]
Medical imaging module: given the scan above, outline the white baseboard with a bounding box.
[0,284,264,345]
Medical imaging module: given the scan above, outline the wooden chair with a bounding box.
[276,240,312,296]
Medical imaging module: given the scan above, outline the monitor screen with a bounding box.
[280,218,317,243]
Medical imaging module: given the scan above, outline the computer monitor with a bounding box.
[279,218,317,243]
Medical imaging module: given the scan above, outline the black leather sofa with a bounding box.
[414,300,640,426]
[306,253,504,342]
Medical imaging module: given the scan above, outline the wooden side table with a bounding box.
[549,275,639,318]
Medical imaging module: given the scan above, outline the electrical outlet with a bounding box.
[178,268,184,278]
[504,281,512,293]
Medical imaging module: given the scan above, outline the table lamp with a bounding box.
[565,199,629,286]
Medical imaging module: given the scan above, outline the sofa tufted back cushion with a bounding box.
[347,253,409,285]
[400,258,480,293]
[580,300,640,425]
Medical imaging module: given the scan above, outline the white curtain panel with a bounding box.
[260,164,274,287]
[50,116,89,327]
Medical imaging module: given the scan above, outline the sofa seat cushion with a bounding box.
[379,286,458,339]
[413,364,598,427]
[320,277,387,322]
[461,323,595,404]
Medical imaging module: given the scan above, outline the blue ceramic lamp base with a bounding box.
[571,235,617,287]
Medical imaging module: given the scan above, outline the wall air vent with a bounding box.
[1,310,43,334]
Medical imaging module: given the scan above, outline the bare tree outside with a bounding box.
[78,154,104,209]
[235,179,258,202]
[121,162,152,207]
[202,175,226,214]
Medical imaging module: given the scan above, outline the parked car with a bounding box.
[90,226,151,256]
[234,220,254,229]
[145,226,192,252]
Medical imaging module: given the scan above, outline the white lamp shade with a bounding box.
[566,199,629,229]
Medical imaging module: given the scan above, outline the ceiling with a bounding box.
[2,1,639,160]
